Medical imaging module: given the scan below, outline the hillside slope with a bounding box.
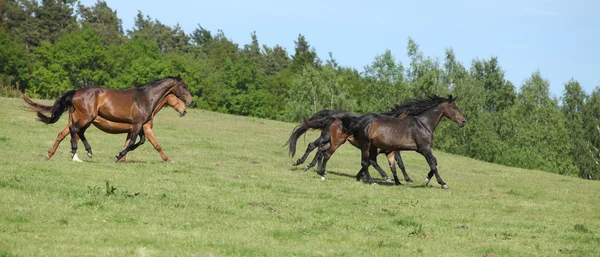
[0,97,598,257]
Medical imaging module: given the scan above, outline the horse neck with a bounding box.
[416,104,446,132]
[151,96,171,117]
[143,81,177,112]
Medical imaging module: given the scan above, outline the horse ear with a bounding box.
[177,73,182,80]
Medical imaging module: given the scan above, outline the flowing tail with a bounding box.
[22,94,54,113]
[285,110,341,157]
[23,90,76,124]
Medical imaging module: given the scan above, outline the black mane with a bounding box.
[135,76,180,88]
[382,95,454,116]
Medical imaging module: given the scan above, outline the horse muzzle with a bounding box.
[180,110,187,117]
[458,119,467,128]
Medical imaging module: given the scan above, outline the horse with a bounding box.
[29,76,193,162]
[340,95,466,188]
[286,102,421,182]
[23,93,187,162]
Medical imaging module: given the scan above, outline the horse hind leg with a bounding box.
[369,151,391,183]
[294,133,329,166]
[77,125,93,159]
[306,142,329,170]
[394,151,413,182]
[47,125,71,160]
[69,122,83,162]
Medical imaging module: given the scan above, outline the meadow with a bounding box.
[0,97,598,257]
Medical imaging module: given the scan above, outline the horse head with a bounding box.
[442,95,467,128]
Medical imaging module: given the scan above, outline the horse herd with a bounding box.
[23,76,467,189]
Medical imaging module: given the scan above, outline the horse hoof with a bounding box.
[72,153,83,163]
[321,176,325,180]
[45,153,51,160]
[406,179,414,183]
[87,152,92,159]
[114,156,120,163]
[424,177,430,186]
[385,178,393,183]
[442,184,449,189]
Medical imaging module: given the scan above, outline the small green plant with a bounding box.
[574,224,591,233]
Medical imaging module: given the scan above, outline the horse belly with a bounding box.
[372,130,417,151]
[93,117,131,134]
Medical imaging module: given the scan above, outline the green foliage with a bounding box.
[77,0,125,46]
[0,1,597,179]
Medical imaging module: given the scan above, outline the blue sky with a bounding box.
[80,0,599,98]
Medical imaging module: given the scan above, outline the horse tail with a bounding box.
[285,110,340,157]
[34,90,76,124]
[22,94,54,113]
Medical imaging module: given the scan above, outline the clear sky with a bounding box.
[80,0,599,98]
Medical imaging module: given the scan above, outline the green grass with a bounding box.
[0,97,599,256]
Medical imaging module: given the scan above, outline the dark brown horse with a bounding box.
[29,76,193,162]
[23,93,187,162]
[286,102,423,182]
[341,95,466,188]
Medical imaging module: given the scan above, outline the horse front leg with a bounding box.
[143,124,171,162]
[115,124,144,162]
[422,150,447,189]
[385,152,401,185]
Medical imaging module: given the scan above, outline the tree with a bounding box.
[127,11,190,53]
[406,38,445,98]
[77,0,125,46]
[3,0,77,49]
[290,34,319,71]
[360,49,410,113]
[28,27,108,97]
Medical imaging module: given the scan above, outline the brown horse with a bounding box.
[29,76,193,162]
[23,93,187,162]
[341,95,466,188]
[286,102,423,182]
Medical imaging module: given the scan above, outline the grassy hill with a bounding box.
[0,97,598,257]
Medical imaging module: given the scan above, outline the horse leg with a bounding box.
[293,132,330,166]
[69,121,82,162]
[370,153,392,183]
[306,142,330,170]
[119,134,132,162]
[143,124,171,162]
[395,151,413,182]
[386,152,401,185]
[77,125,92,159]
[47,125,70,160]
[422,150,447,189]
[356,147,374,184]
[317,125,347,179]
[115,124,143,162]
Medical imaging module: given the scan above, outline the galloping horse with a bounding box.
[341,95,466,188]
[23,93,187,162]
[30,76,193,162]
[286,102,423,182]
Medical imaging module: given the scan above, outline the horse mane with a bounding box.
[382,95,454,116]
[135,76,181,88]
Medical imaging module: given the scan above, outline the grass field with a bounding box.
[0,97,598,257]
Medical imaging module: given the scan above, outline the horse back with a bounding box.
[369,115,418,151]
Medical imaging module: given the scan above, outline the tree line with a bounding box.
[1,0,599,179]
